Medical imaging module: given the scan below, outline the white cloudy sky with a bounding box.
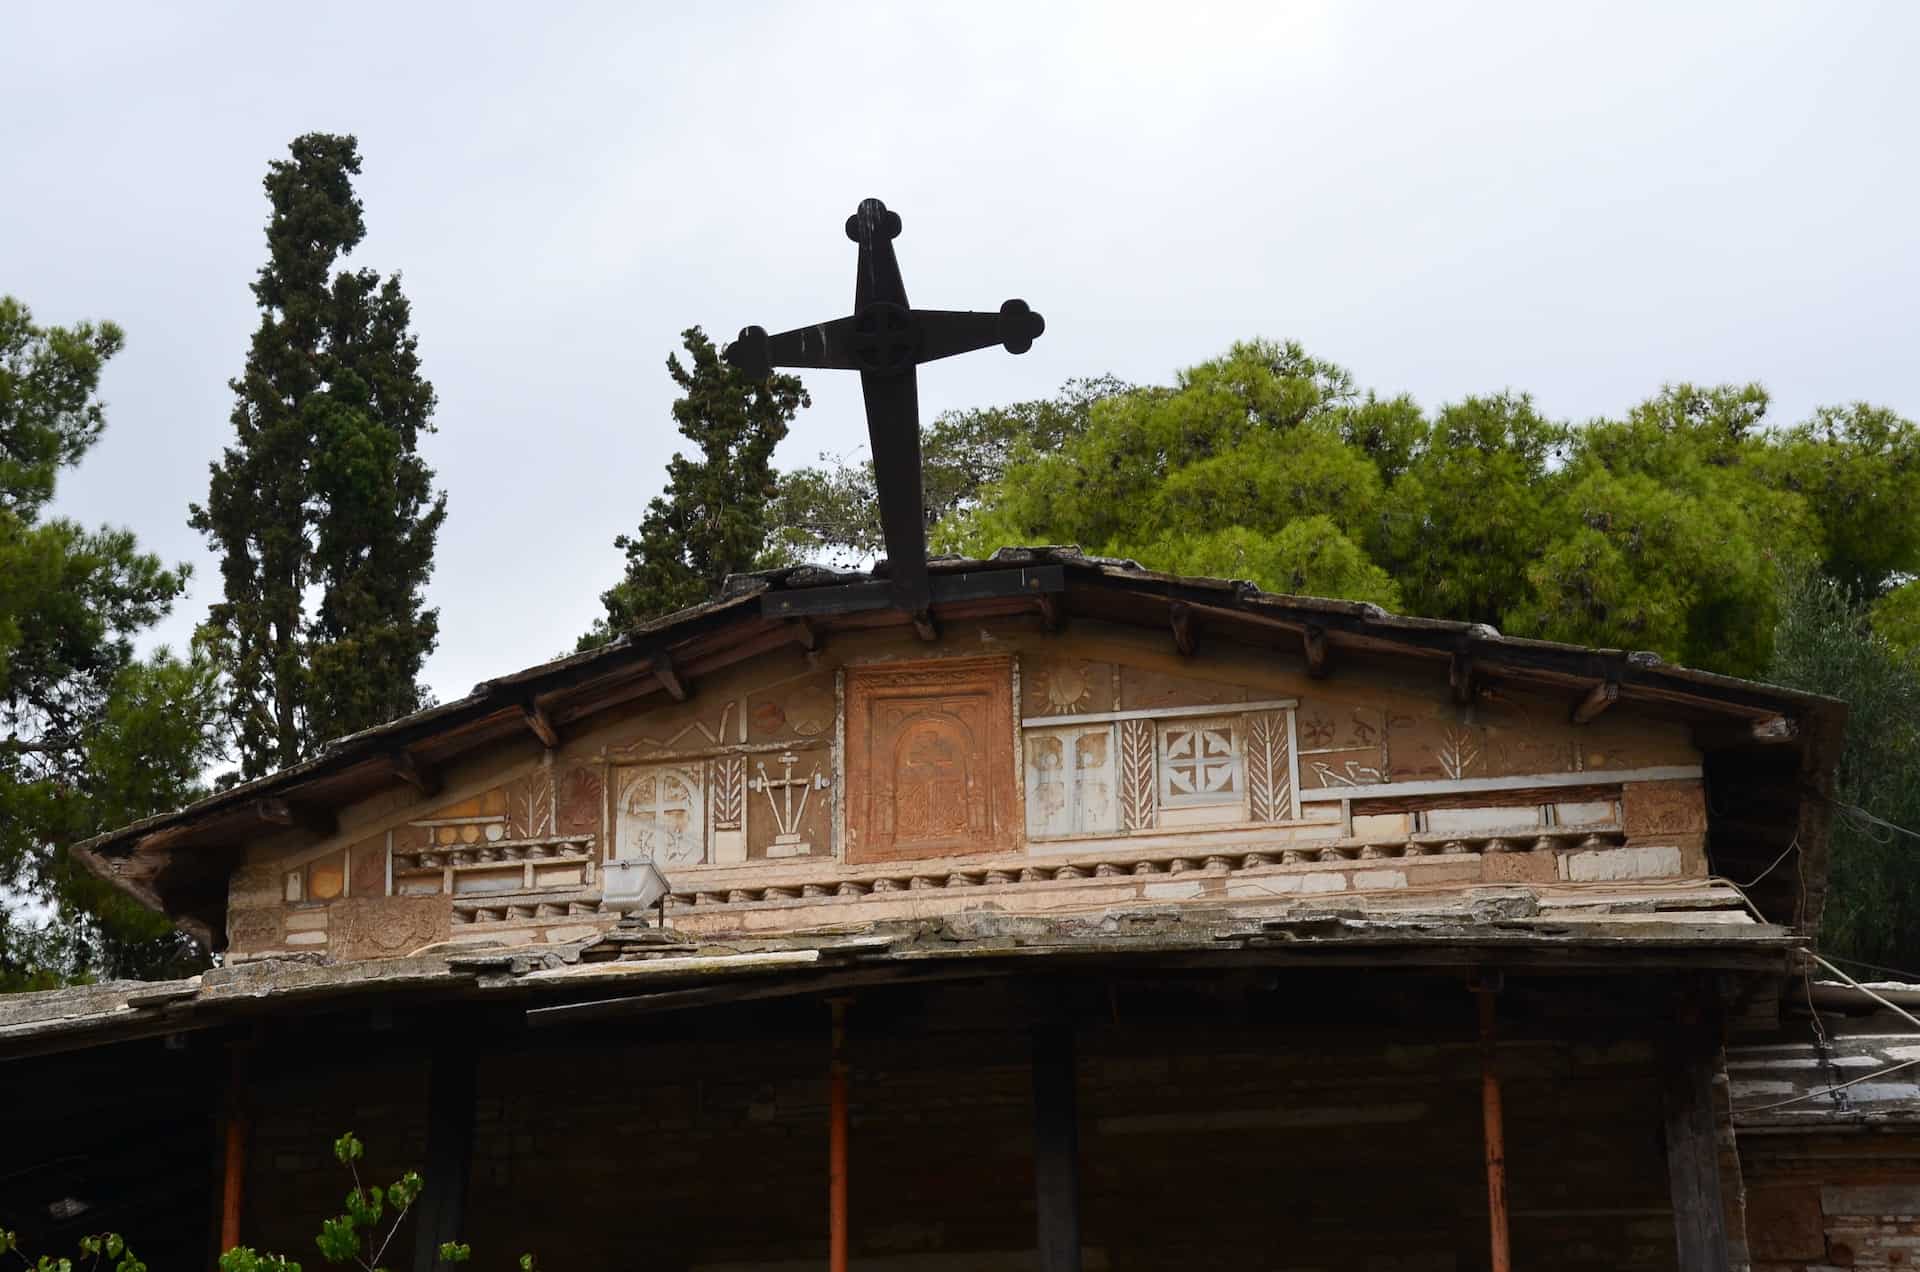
[5,1,1916,704]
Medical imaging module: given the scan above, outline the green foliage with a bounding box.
[1509,384,1820,671]
[771,375,1131,567]
[1377,393,1564,626]
[945,341,1369,566]
[10,1133,529,1272]
[1141,519,1400,609]
[1769,572,1920,969]
[1870,579,1920,658]
[4,1227,145,1272]
[190,133,446,778]
[1765,403,1920,599]
[1,297,221,989]
[312,1132,433,1271]
[583,328,807,646]
[883,342,1916,679]
[217,1250,301,1272]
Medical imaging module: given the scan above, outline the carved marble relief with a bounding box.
[1025,658,1117,717]
[1245,710,1295,823]
[746,749,831,858]
[332,896,449,962]
[615,765,705,865]
[1025,725,1119,837]
[1297,705,1407,789]
[712,755,747,863]
[846,658,1016,864]
[747,678,834,742]
[1293,688,1699,792]
[556,765,604,835]
[1118,719,1156,831]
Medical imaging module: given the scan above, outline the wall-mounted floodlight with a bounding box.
[602,858,673,925]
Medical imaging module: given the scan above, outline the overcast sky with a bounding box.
[5,1,1916,705]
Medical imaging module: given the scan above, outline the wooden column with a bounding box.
[829,998,850,1272]
[1661,1020,1732,1271]
[218,1044,249,1254]
[1477,987,1511,1272]
[411,1039,479,1272]
[1032,1019,1083,1272]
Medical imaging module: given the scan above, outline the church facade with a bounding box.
[5,548,1909,1272]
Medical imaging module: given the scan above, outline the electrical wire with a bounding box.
[1819,952,1920,983]
[1713,868,1920,1114]
[1735,835,1800,889]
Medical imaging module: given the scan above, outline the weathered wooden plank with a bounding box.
[1661,1023,1731,1272]
[411,1039,478,1272]
[1032,1019,1083,1272]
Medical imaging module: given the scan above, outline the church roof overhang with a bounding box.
[70,546,1845,948]
[0,898,1801,1062]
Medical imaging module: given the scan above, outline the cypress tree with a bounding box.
[191,134,445,778]
[583,328,807,646]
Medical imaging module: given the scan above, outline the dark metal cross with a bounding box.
[724,197,1045,617]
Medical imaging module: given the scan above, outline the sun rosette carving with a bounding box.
[1031,659,1094,715]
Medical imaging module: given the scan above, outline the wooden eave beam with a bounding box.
[552,622,825,726]
[1570,680,1620,725]
[653,652,689,703]
[1036,592,1063,632]
[384,749,442,799]
[521,701,561,750]
[1084,574,1825,723]
[1449,647,1476,707]
[791,618,821,651]
[1303,625,1330,678]
[251,797,335,839]
[1168,602,1196,656]
[1694,714,1798,750]
[911,610,939,643]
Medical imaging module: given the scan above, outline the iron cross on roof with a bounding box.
[724,198,1046,619]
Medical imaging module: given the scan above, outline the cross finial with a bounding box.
[724,199,1045,615]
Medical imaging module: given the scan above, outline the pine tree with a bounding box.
[191,134,445,778]
[1,296,223,986]
[583,329,807,646]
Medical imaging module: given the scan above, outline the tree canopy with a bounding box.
[851,339,1920,680]
[582,328,807,646]
[190,133,446,779]
[0,297,221,989]
[1769,571,1920,971]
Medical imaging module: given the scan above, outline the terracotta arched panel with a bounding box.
[845,657,1015,864]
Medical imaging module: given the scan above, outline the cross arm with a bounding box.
[914,300,1046,365]
[724,317,862,379]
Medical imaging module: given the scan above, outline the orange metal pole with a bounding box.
[829,998,849,1272]
[220,1045,248,1253]
[1479,986,1512,1272]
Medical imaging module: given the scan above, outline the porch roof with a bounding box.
[1,885,1795,1062]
